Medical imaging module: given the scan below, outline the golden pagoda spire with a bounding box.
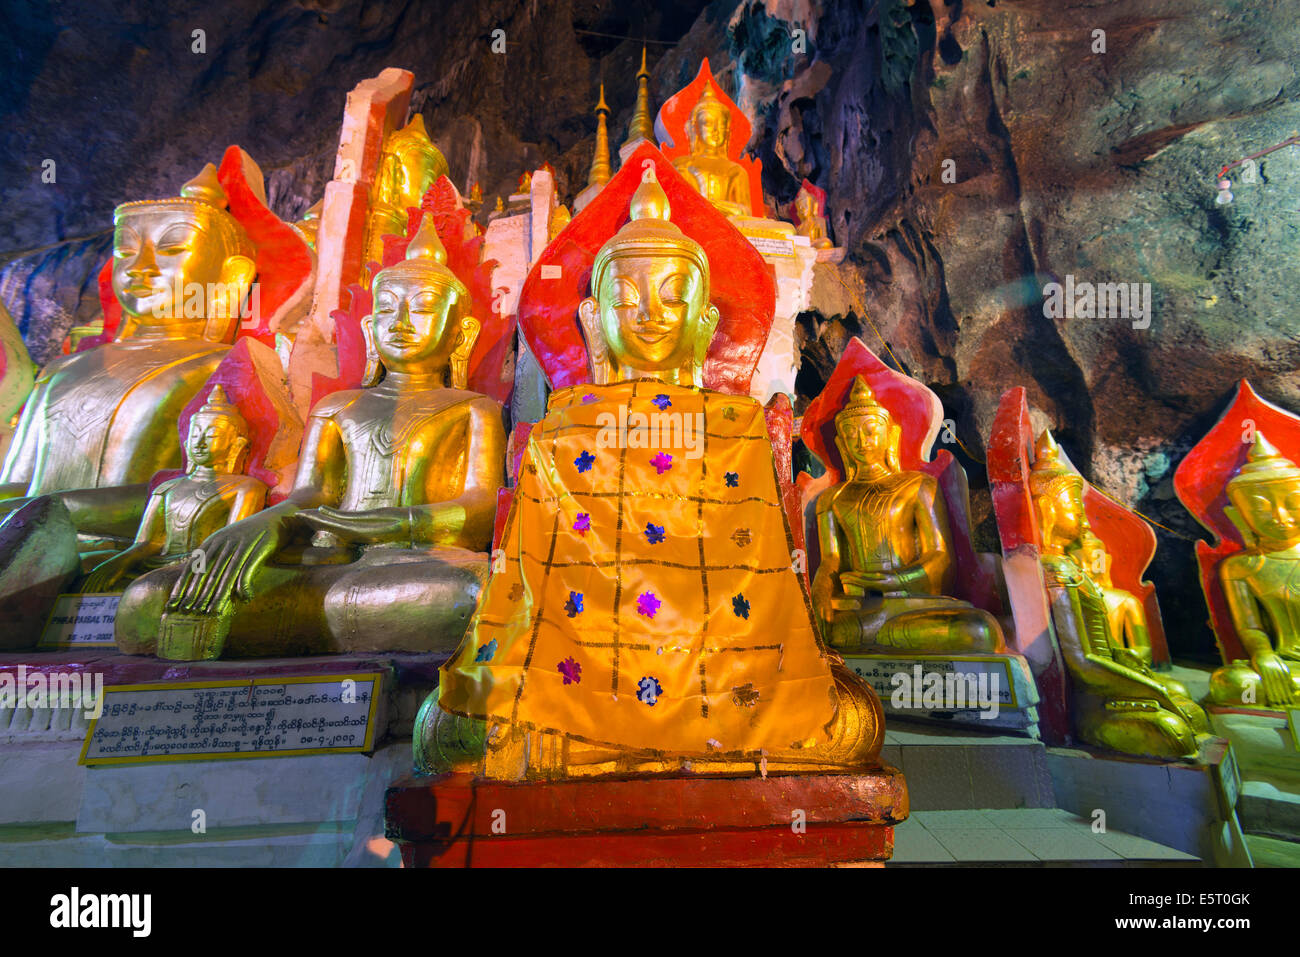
[587,83,612,188]
[623,47,655,149]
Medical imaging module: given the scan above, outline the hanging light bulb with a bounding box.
[1215,177,1234,205]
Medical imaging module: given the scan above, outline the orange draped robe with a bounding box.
[439,379,839,755]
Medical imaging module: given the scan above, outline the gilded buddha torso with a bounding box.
[9,338,228,494]
[156,473,259,559]
[1225,548,1300,657]
[830,472,928,575]
[319,384,478,511]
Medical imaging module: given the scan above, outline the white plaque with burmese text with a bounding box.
[80,672,383,765]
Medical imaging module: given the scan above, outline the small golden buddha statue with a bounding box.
[365,115,448,272]
[1069,529,1154,668]
[671,85,752,218]
[793,184,833,249]
[0,301,35,461]
[82,386,266,593]
[0,163,255,547]
[114,217,505,660]
[811,376,1004,654]
[1031,431,1209,759]
[424,176,883,779]
[1207,433,1300,707]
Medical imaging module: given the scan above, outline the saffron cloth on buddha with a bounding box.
[439,379,841,754]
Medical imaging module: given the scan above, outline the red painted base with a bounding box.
[385,767,908,868]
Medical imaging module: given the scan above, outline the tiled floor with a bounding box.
[889,808,1199,866]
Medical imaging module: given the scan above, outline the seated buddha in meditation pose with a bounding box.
[114,218,505,660]
[424,176,883,779]
[671,85,752,218]
[0,164,256,550]
[1031,431,1209,759]
[82,386,266,593]
[1207,433,1300,707]
[811,376,1004,654]
[793,183,833,249]
[1069,529,1154,668]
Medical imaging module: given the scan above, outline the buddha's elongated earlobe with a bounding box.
[692,303,720,386]
[450,315,480,390]
[578,296,612,385]
[361,318,383,387]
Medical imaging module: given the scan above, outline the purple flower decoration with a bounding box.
[564,591,584,618]
[636,591,662,619]
[637,676,663,706]
[474,639,498,663]
[650,452,673,475]
[581,393,598,404]
[573,513,592,536]
[732,594,751,619]
[724,471,739,488]
[652,394,672,410]
[558,657,582,685]
[575,450,596,473]
[645,523,666,545]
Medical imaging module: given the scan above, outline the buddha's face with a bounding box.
[112,207,233,321]
[591,255,707,372]
[187,413,243,471]
[369,271,461,374]
[380,147,440,210]
[692,106,730,152]
[838,412,893,470]
[796,192,817,219]
[1230,480,1300,546]
[1042,485,1086,544]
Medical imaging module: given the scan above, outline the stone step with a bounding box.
[882,718,1055,811]
[1237,775,1300,842]
[888,808,1200,866]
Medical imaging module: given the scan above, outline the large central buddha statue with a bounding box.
[0,164,255,548]
[811,376,1004,654]
[423,176,883,779]
[114,217,505,660]
[1030,431,1209,759]
[671,85,752,219]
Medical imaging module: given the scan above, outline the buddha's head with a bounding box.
[363,216,478,388]
[578,176,720,386]
[112,163,256,338]
[1226,432,1300,549]
[1029,430,1089,551]
[834,376,901,478]
[795,187,819,221]
[374,115,449,213]
[1071,529,1113,585]
[688,84,731,155]
[186,385,250,474]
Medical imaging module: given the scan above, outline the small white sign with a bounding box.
[38,593,121,649]
[744,234,796,258]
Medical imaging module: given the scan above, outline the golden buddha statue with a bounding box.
[114,217,505,660]
[671,85,752,218]
[1069,529,1154,668]
[1206,433,1300,707]
[811,376,1004,654]
[0,301,35,461]
[423,176,883,780]
[793,185,833,249]
[365,115,448,273]
[82,386,266,593]
[0,163,255,549]
[1030,431,1209,759]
